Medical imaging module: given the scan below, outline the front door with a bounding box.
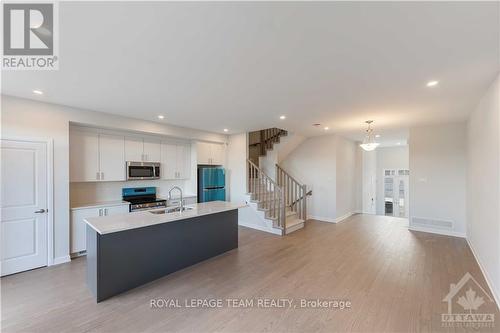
[383,169,409,218]
[1,139,48,276]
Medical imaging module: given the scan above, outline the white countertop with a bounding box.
[84,201,246,235]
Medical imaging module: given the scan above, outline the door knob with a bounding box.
[34,209,46,213]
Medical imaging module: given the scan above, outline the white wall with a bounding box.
[280,134,358,222]
[362,150,377,214]
[335,136,357,219]
[226,133,247,204]
[466,74,500,304]
[280,135,336,221]
[375,146,409,215]
[70,179,189,206]
[409,122,467,236]
[1,95,227,263]
[258,132,305,182]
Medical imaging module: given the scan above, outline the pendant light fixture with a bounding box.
[360,120,380,151]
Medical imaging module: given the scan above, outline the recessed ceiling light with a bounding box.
[426,80,439,87]
[157,115,165,120]
[33,89,43,95]
[223,128,229,132]
[375,134,381,138]
[324,127,329,130]
[280,115,286,120]
[397,142,401,145]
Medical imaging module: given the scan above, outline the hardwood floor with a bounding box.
[1,214,498,332]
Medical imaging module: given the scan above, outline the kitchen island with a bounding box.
[84,201,245,302]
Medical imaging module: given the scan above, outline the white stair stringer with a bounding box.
[242,192,305,235]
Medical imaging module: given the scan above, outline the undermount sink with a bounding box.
[149,206,194,214]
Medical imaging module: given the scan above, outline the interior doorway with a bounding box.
[383,169,409,218]
[361,144,410,219]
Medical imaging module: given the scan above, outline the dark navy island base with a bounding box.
[86,209,238,302]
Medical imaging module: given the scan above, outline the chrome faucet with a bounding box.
[168,186,184,211]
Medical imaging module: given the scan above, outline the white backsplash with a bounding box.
[70,179,194,206]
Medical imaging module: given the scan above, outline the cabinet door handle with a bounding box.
[99,209,102,216]
[104,208,108,216]
[34,209,46,214]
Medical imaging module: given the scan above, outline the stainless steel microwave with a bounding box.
[126,162,161,180]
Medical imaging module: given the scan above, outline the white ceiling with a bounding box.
[2,2,499,142]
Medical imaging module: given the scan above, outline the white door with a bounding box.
[125,137,144,162]
[362,150,377,214]
[99,134,125,181]
[176,144,190,179]
[394,170,410,218]
[71,207,100,254]
[196,142,212,164]
[211,144,225,165]
[1,140,48,276]
[161,142,177,179]
[143,139,161,162]
[383,169,409,218]
[70,130,99,182]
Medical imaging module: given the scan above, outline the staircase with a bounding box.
[248,128,288,165]
[245,159,309,235]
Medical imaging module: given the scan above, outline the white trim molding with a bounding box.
[466,238,500,311]
[308,212,355,224]
[408,225,466,238]
[238,221,281,235]
[333,212,355,224]
[52,255,71,266]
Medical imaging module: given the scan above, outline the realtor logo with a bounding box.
[2,1,58,69]
[441,272,495,328]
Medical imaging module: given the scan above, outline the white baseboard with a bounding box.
[466,238,500,311]
[307,215,336,223]
[408,225,466,238]
[51,255,71,266]
[238,221,281,235]
[308,212,354,224]
[333,212,354,224]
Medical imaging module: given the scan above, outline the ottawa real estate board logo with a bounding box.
[2,1,58,70]
[442,272,495,328]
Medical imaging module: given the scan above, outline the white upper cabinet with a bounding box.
[143,138,161,162]
[99,133,125,181]
[211,143,225,165]
[161,142,177,179]
[196,142,212,165]
[176,144,190,179]
[196,142,225,165]
[70,130,99,182]
[125,137,161,162]
[70,130,125,182]
[70,126,191,182]
[161,141,191,180]
[125,137,144,162]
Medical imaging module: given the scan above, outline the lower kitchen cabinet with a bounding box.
[71,204,129,255]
